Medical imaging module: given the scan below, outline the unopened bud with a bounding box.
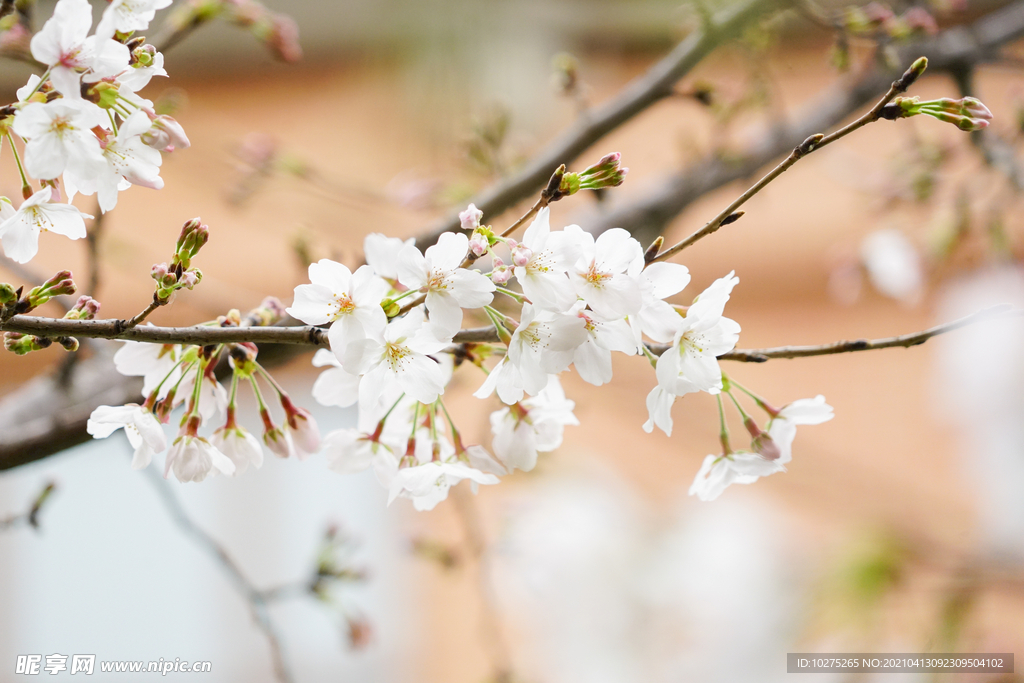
[577,152,628,191]
[4,332,51,355]
[179,269,200,289]
[511,244,532,267]
[895,56,928,92]
[491,259,512,285]
[459,203,484,230]
[0,282,17,306]
[57,336,79,352]
[151,262,170,280]
[468,230,488,256]
[65,295,101,320]
[27,271,76,308]
[143,114,190,151]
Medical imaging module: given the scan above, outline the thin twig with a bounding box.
[650,58,924,263]
[141,467,295,683]
[712,304,1020,362]
[121,298,163,332]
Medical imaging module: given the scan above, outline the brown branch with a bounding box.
[4,304,1016,362]
[413,0,784,250]
[650,58,924,262]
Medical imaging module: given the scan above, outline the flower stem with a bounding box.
[494,285,525,303]
[716,394,732,455]
[5,133,32,198]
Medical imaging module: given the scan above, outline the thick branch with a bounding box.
[413,0,783,250]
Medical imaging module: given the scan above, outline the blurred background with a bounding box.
[1,0,1023,680]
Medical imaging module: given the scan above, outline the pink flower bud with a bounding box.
[143,114,190,151]
[512,245,532,267]
[460,203,484,230]
[263,426,295,458]
[491,266,512,285]
[468,232,488,256]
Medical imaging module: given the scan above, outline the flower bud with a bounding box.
[468,231,488,256]
[27,271,76,308]
[57,336,79,352]
[460,203,483,230]
[558,171,582,197]
[4,332,50,355]
[381,298,401,318]
[491,257,512,285]
[179,269,200,289]
[0,282,17,306]
[143,114,191,151]
[151,262,170,281]
[65,295,101,320]
[511,244,532,267]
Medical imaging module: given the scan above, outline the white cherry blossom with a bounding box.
[212,426,264,476]
[688,452,784,501]
[397,232,495,340]
[164,435,235,483]
[490,376,578,472]
[644,272,740,436]
[566,226,643,319]
[87,403,167,469]
[388,461,499,511]
[475,303,586,404]
[0,188,92,264]
[287,260,389,357]
[65,110,164,212]
[570,303,636,386]
[12,99,107,180]
[343,309,448,410]
[766,395,834,464]
[30,0,129,98]
[512,207,579,312]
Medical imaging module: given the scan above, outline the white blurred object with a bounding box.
[860,229,924,305]
[933,265,1024,561]
[493,472,800,683]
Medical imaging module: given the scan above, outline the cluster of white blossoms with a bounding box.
[280,194,834,509]
[0,0,186,263]
[78,184,834,503]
